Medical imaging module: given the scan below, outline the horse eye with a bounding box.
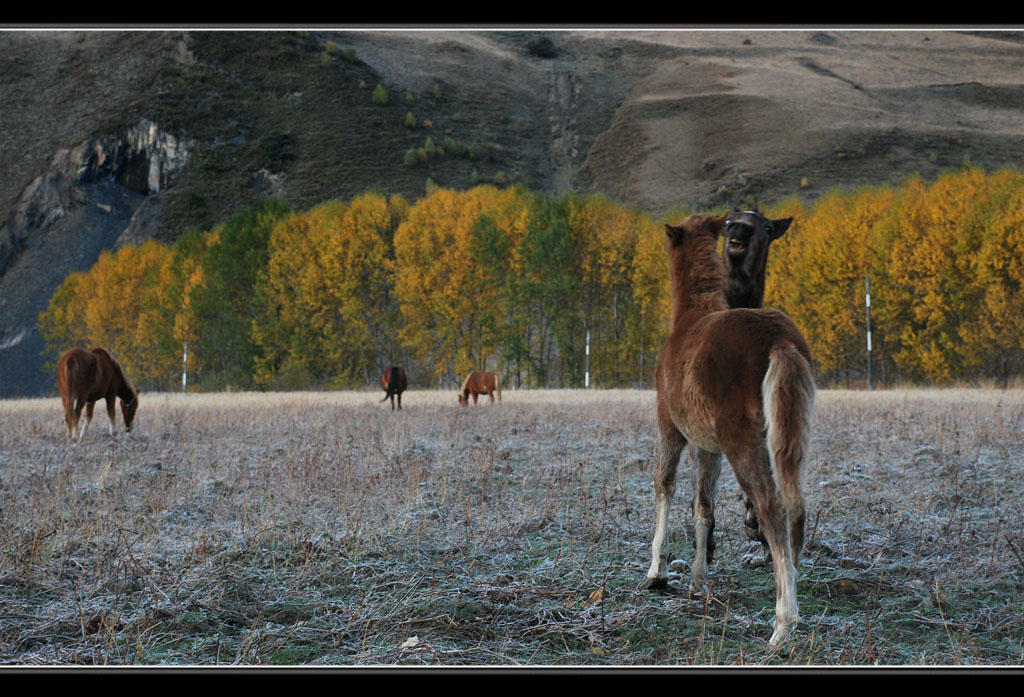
[764,224,771,233]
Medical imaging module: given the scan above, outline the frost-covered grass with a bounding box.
[1,389,1022,666]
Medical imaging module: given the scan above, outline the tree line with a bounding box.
[38,166,1024,390]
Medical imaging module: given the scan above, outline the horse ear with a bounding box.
[771,217,794,240]
[665,223,685,246]
[710,214,727,236]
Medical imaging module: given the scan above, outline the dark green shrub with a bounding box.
[527,36,557,58]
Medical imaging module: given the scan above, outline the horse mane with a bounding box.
[460,372,473,395]
[93,347,137,402]
[666,216,729,316]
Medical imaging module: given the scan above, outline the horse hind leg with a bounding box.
[642,424,686,590]
[728,445,800,649]
[64,397,78,441]
[75,399,92,442]
[756,494,800,650]
[690,447,723,595]
[745,453,801,648]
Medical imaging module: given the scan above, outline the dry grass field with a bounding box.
[1,388,1022,666]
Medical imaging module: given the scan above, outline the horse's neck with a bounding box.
[118,381,137,402]
[726,274,764,309]
[669,249,727,327]
[111,363,136,401]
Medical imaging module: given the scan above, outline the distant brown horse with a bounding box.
[380,365,408,410]
[458,371,502,406]
[718,209,794,563]
[641,214,815,650]
[57,347,139,442]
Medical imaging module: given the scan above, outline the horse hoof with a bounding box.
[639,576,671,592]
[768,624,796,652]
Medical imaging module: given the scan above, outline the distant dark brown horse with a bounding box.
[381,365,408,410]
[57,347,139,442]
[458,370,502,406]
[717,209,793,563]
[641,214,815,650]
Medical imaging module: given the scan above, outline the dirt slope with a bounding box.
[3,29,1024,396]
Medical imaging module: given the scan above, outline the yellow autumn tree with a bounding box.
[38,271,91,370]
[627,213,671,386]
[565,193,648,386]
[150,229,215,389]
[254,194,401,388]
[877,168,990,383]
[38,241,173,387]
[954,168,1024,382]
[392,185,516,383]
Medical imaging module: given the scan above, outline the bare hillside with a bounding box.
[3,29,1024,397]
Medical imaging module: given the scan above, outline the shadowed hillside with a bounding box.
[4,29,1024,396]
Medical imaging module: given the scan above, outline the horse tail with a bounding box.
[382,366,399,401]
[495,373,502,403]
[762,341,815,516]
[60,353,78,412]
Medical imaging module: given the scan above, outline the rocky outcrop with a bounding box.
[0,120,189,277]
[0,120,189,397]
[80,119,189,196]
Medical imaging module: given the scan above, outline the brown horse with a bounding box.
[381,365,408,410]
[719,209,793,563]
[57,347,139,442]
[458,370,502,406]
[641,213,815,650]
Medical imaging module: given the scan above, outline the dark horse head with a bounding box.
[121,390,139,431]
[721,209,792,309]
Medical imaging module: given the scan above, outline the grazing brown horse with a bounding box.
[458,370,502,406]
[641,214,815,650]
[718,209,793,563]
[57,347,139,442]
[380,365,408,410]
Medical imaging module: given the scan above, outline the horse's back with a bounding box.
[659,307,810,447]
[678,308,808,373]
